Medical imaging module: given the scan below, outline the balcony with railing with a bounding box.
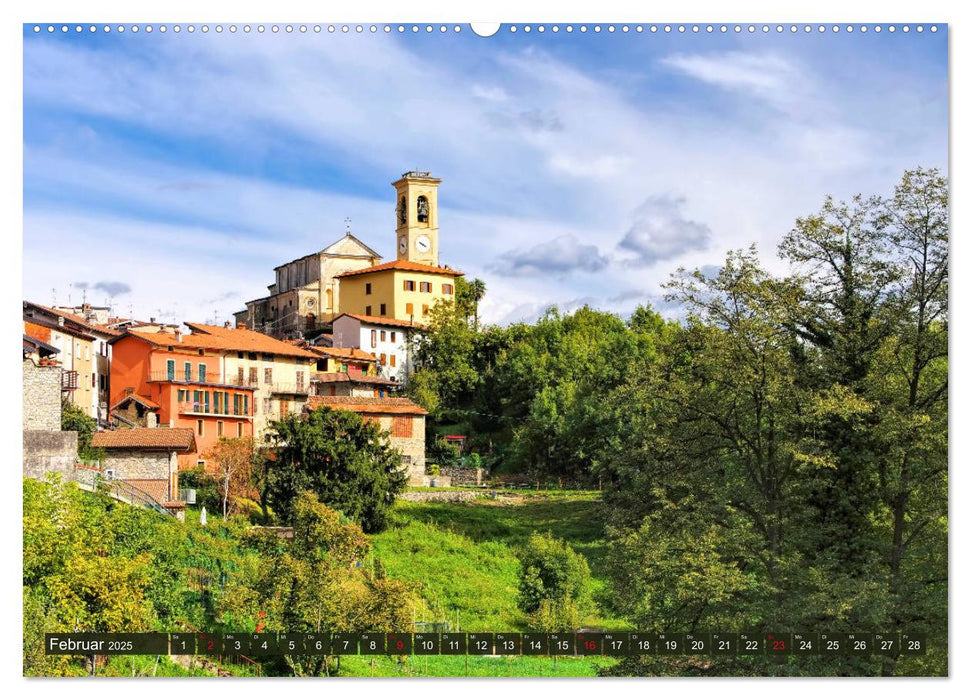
[147,369,250,389]
[61,369,78,391]
[178,401,254,418]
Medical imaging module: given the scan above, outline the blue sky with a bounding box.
[22,24,948,326]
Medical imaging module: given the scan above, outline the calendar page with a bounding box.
[20,8,948,685]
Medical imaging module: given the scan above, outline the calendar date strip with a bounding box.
[45,631,927,657]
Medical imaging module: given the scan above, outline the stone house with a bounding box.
[305,395,427,485]
[110,390,160,428]
[310,372,399,398]
[90,427,196,512]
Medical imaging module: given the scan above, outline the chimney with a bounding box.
[224,321,231,329]
[150,316,156,324]
[237,321,247,330]
[175,330,183,342]
[57,316,65,327]
[125,387,135,396]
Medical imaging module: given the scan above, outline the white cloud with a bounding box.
[489,234,609,277]
[661,52,804,109]
[618,195,712,267]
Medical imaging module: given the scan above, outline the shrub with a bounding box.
[178,467,222,513]
[528,597,582,633]
[517,532,592,615]
[61,400,102,461]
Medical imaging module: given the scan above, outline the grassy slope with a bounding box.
[364,490,626,677]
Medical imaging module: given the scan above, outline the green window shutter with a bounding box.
[243,395,248,415]
[184,362,192,381]
[204,391,210,413]
[166,360,175,381]
[199,364,207,382]
[193,390,200,411]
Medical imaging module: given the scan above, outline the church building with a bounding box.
[234,233,381,338]
[236,171,463,339]
[328,171,463,325]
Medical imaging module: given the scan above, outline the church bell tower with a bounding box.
[393,171,441,266]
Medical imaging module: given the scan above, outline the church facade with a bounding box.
[234,233,381,337]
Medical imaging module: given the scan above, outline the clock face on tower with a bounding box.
[415,235,431,253]
[399,236,408,255]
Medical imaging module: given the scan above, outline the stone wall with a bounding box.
[102,450,172,481]
[23,430,77,481]
[22,360,62,431]
[367,413,425,485]
[415,475,452,487]
[394,432,426,485]
[438,466,486,485]
[113,400,157,428]
[399,489,480,503]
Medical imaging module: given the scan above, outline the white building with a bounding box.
[331,313,425,383]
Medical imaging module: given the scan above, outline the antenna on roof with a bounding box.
[51,288,57,305]
[344,217,352,235]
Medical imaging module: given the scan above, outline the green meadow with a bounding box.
[372,491,620,630]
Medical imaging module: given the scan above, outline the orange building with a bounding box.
[108,331,256,469]
[108,323,321,469]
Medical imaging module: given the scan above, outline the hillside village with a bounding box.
[22,171,472,518]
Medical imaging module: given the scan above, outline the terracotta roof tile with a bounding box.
[310,346,378,362]
[334,259,463,279]
[307,395,428,415]
[122,479,171,504]
[118,323,319,359]
[334,313,428,331]
[110,393,160,411]
[91,428,197,451]
[23,301,121,337]
[311,372,399,386]
[23,334,60,356]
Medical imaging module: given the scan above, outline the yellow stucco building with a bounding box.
[335,171,463,323]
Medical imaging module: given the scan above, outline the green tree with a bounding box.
[411,299,480,406]
[262,407,407,533]
[220,493,415,676]
[61,400,101,461]
[23,477,156,637]
[600,169,947,677]
[517,532,592,616]
[487,305,668,481]
[455,276,487,330]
